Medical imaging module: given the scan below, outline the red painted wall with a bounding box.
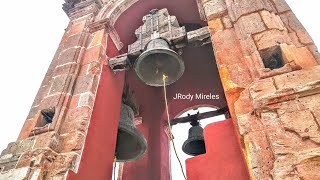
[186,119,250,180]
[67,38,125,180]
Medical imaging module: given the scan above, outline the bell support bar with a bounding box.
[168,106,229,126]
[108,26,211,71]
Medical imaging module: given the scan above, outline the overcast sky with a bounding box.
[0,0,319,174]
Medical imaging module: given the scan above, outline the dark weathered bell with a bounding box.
[115,104,147,162]
[134,38,185,86]
[182,123,206,156]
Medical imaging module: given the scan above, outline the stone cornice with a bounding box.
[63,0,103,19]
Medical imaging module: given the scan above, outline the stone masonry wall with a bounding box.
[0,0,319,179]
[200,0,320,179]
[0,0,112,179]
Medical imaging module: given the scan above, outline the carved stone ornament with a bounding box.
[108,8,211,71]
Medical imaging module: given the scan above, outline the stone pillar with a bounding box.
[0,0,124,179]
[198,0,320,179]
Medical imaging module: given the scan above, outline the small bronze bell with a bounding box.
[134,38,185,86]
[182,121,206,156]
[115,104,147,162]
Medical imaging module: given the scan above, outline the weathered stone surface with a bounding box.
[81,45,104,65]
[88,29,106,48]
[48,74,74,95]
[64,33,83,49]
[202,0,227,20]
[229,0,276,21]
[0,167,30,180]
[253,29,292,50]
[249,77,276,100]
[79,61,102,76]
[279,11,314,45]
[273,65,320,90]
[59,131,86,153]
[1,137,36,156]
[59,107,91,134]
[269,0,290,13]
[57,47,83,65]
[0,154,21,172]
[236,13,266,36]
[78,93,95,109]
[207,18,223,34]
[279,110,320,143]
[280,44,318,68]
[33,132,60,152]
[244,131,274,179]
[222,15,233,29]
[260,11,285,30]
[53,62,79,77]
[73,74,99,95]
[211,29,252,90]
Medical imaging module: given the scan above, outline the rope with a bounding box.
[162,74,187,180]
[113,156,117,180]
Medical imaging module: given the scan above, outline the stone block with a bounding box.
[59,131,85,153]
[39,94,61,110]
[279,110,320,143]
[81,45,104,65]
[78,93,95,109]
[236,13,266,36]
[73,74,98,95]
[269,0,290,13]
[59,107,91,134]
[288,32,304,47]
[249,77,276,100]
[18,117,39,140]
[89,29,106,48]
[57,47,83,65]
[238,35,258,55]
[1,137,36,156]
[253,29,292,50]
[296,158,320,180]
[48,153,80,172]
[0,167,30,180]
[53,62,79,77]
[280,44,317,68]
[48,74,70,95]
[67,21,86,37]
[237,114,263,135]
[208,18,224,34]
[245,131,274,179]
[79,61,102,76]
[230,0,275,21]
[203,0,227,20]
[273,65,320,90]
[16,149,57,169]
[260,11,285,30]
[64,33,83,49]
[0,154,21,172]
[279,12,304,32]
[33,132,60,152]
[296,30,314,45]
[222,15,233,29]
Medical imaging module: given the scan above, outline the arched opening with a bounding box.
[103,0,228,179]
[170,106,227,180]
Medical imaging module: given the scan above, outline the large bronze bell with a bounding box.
[115,104,147,162]
[134,38,185,86]
[182,122,206,156]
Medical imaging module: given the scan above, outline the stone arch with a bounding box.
[96,0,139,24]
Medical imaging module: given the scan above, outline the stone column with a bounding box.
[0,0,124,179]
[198,0,320,179]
